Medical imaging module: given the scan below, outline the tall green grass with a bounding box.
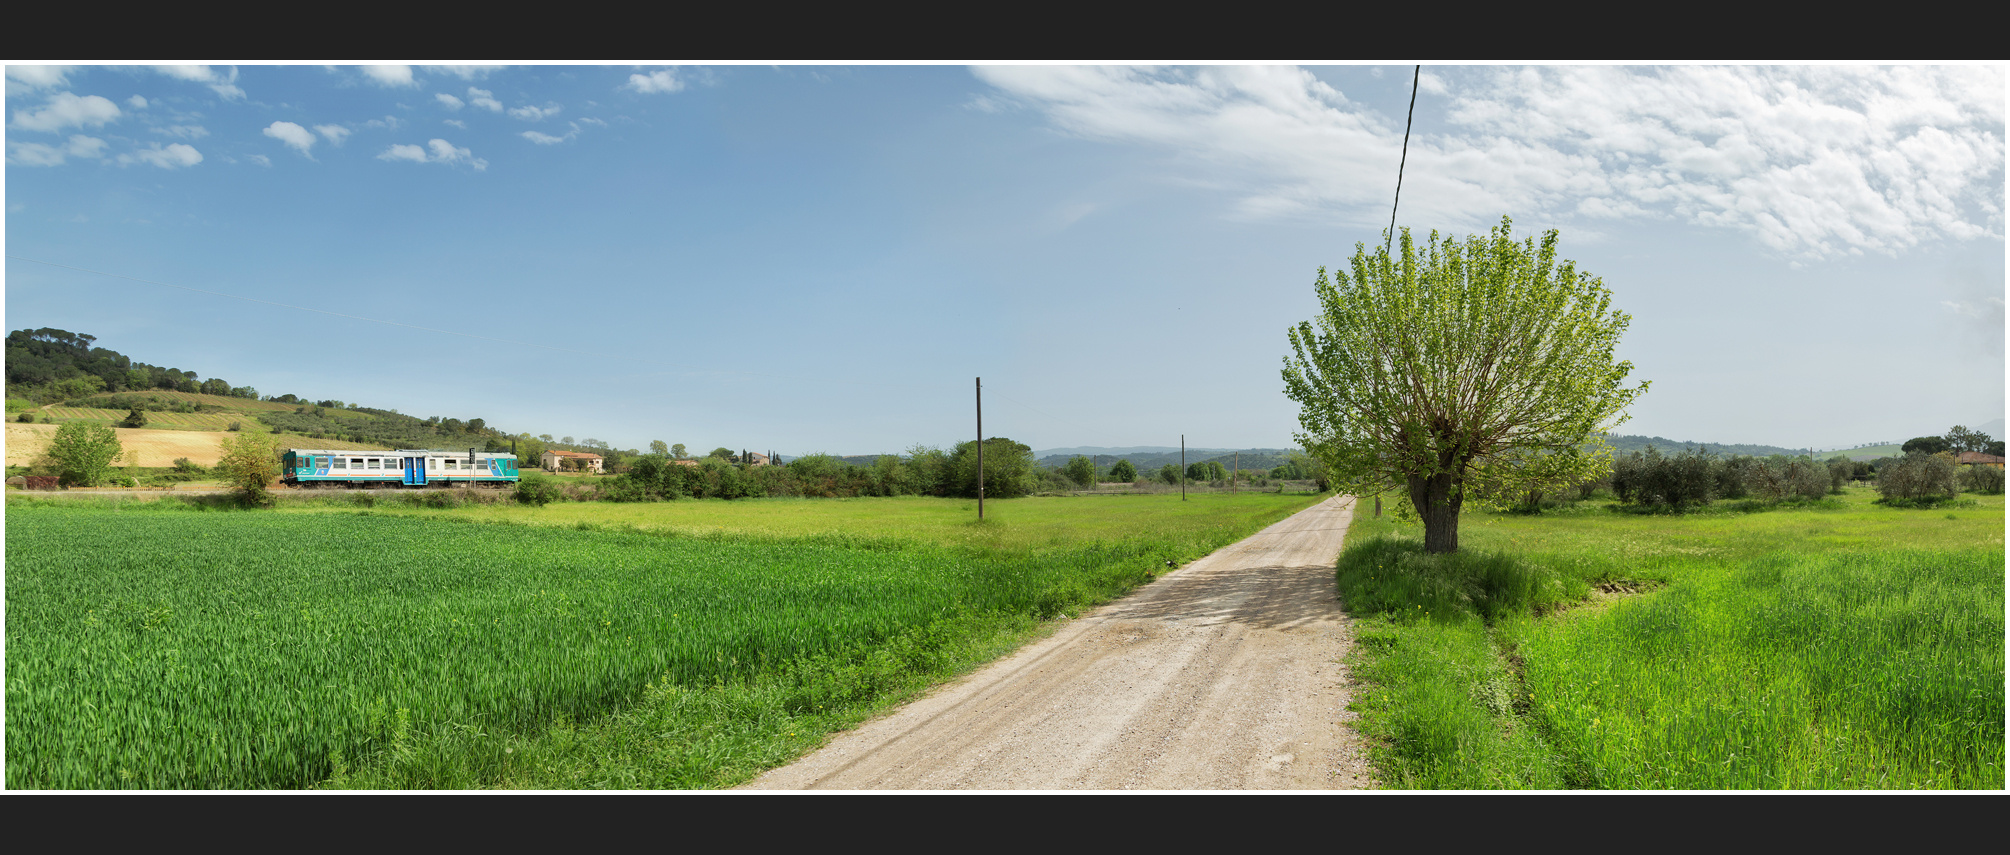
[6,492,1324,789]
[1337,488,2003,790]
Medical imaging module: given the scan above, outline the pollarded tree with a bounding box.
[1283,217,1649,553]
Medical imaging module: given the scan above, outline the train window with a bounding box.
[387,458,401,470]
[333,458,348,469]
[366,459,380,469]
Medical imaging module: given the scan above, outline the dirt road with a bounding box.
[744,494,1375,790]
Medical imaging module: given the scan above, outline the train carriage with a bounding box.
[283,448,521,488]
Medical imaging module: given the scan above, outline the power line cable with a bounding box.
[1386,65,1420,257]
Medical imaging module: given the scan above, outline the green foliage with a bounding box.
[215,432,279,506]
[1959,464,2004,495]
[1902,435,1951,456]
[1064,456,1098,488]
[1109,459,1138,483]
[514,474,563,507]
[119,408,147,428]
[1159,464,1180,486]
[17,411,34,423]
[1877,452,1959,503]
[944,437,1038,499]
[1283,217,1647,553]
[1943,425,1992,454]
[45,420,124,487]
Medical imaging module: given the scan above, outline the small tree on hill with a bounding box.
[121,408,147,428]
[46,421,125,487]
[1110,459,1138,483]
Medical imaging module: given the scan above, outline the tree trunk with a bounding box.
[1408,471,1463,554]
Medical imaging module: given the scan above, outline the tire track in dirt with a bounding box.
[743,494,1375,790]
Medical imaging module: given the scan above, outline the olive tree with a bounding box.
[1283,218,1649,553]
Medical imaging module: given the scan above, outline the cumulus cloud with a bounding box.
[153,65,244,99]
[12,91,121,132]
[362,115,403,130]
[443,118,466,128]
[263,121,317,156]
[508,103,561,121]
[315,124,351,146]
[249,153,272,167]
[153,124,208,140]
[7,135,107,166]
[975,65,2006,260]
[363,65,417,87]
[378,143,428,163]
[127,94,148,108]
[436,92,464,110]
[377,138,487,170]
[121,142,203,169]
[466,87,503,112]
[6,65,73,94]
[626,69,684,94]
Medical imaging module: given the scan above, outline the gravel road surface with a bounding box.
[744,494,1375,790]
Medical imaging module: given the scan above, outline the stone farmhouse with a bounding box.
[542,449,604,473]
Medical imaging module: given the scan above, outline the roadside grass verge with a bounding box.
[1337,487,2003,789]
[5,492,1327,789]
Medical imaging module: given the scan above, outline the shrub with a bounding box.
[514,474,563,507]
[1958,464,2004,495]
[16,412,34,423]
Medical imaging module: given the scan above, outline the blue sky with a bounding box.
[5,64,2003,456]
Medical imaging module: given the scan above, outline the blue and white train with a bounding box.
[282,448,521,488]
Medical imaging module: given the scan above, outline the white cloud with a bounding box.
[577,117,607,126]
[249,153,272,167]
[363,65,417,87]
[127,95,149,108]
[522,131,568,145]
[423,65,506,80]
[121,142,203,169]
[152,65,244,99]
[378,143,429,162]
[315,124,351,146]
[6,65,73,94]
[12,91,121,132]
[377,138,487,170]
[508,103,561,121]
[66,135,108,158]
[7,142,65,166]
[263,121,317,156]
[466,87,503,112]
[153,124,208,140]
[6,134,109,167]
[435,92,465,110]
[443,118,466,128]
[363,115,403,130]
[625,69,684,94]
[976,65,2007,260]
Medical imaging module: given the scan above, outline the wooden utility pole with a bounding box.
[968,378,976,519]
[1180,435,1186,502]
[1234,452,1239,493]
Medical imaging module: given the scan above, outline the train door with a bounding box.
[405,456,427,485]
